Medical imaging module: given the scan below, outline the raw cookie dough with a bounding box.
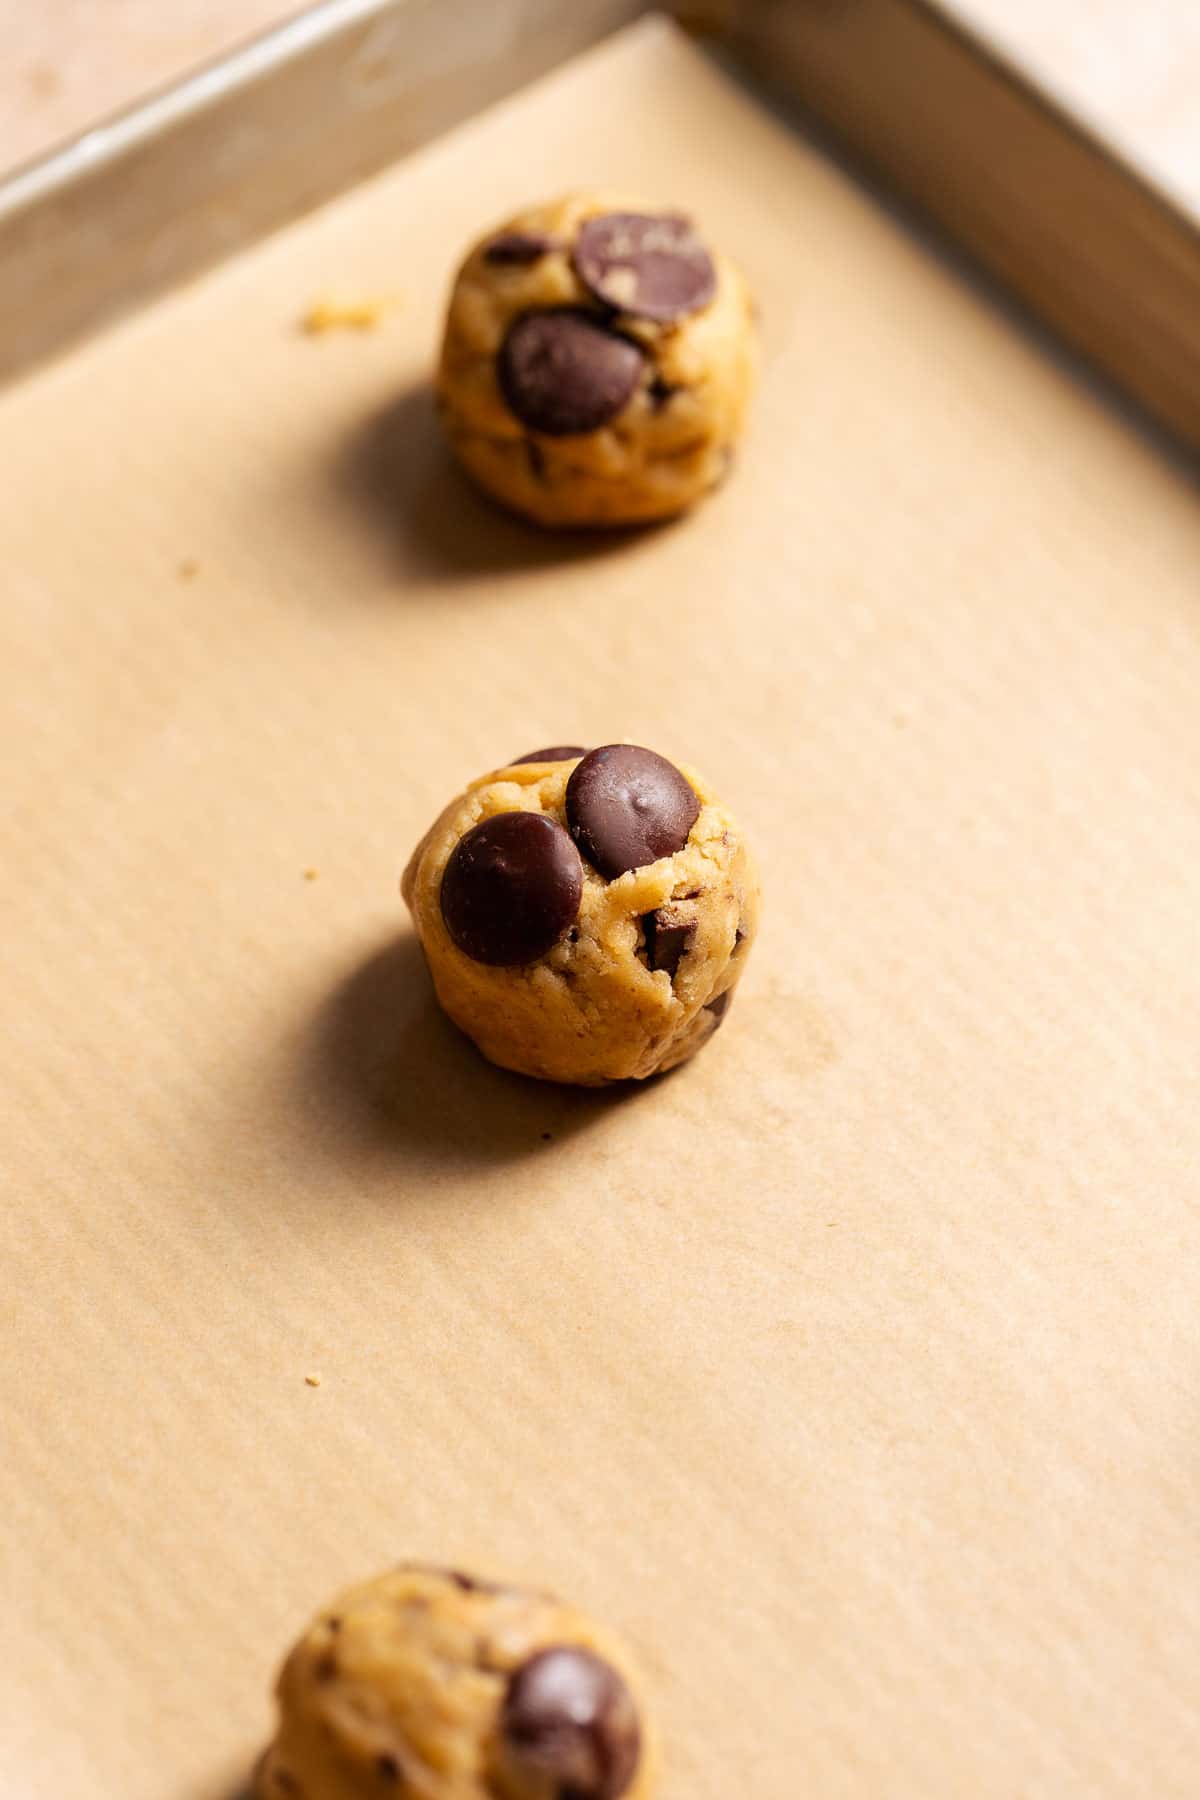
[402,744,759,1085]
[436,193,758,527]
[255,1563,658,1800]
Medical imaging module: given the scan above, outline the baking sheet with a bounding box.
[2,16,1199,1799]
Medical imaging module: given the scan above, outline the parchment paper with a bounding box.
[2,18,1198,1799]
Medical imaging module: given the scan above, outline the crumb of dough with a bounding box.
[300,295,399,334]
[177,558,200,580]
[305,1372,322,1387]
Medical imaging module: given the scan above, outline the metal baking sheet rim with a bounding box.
[0,0,1197,452]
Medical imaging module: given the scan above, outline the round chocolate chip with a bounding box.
[566,745,699,879]
[573,211,717,322]
[440,813,582,966]
[484,230,557,266]
[501,1647,641,1799]
[513,745,587,765]
[498,309,645,436]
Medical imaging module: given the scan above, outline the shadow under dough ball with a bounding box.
[254,1563,658,1800]
[435,191,759,527]
[401,743,761,1084]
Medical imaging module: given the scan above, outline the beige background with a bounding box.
[0,0,1198,209]
[3,17,1199,1800]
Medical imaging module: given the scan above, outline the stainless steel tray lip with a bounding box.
[6,0,1190,261]
[723,0,1200,455]
[0,0,650,390]
[917,0,1200,239]
[0,0,1195,453]
[0,0,389,224]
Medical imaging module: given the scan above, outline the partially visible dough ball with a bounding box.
[255,1563,658,1800]
[402,744,760,1085]
[436,193,757,527]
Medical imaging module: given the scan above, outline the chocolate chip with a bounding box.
[501,1647,641,1799]
[484,230,557,265]
[573,211,716,322]
[313,1651,338,1682]
[647,375,680,410]
[642,906,694,978]
[445,1569,502,1594]
[440,814,582,966]
[375,1753,403,1784]
[526,439,548,483]
[706,990,732,1022]
[567,746,699,879]
[513,745,587,765]
[499,309,645,436]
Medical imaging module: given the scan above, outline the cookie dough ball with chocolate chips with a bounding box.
[255,1562,658,1800]
[436,193,757,527]
[401,744,759,1085]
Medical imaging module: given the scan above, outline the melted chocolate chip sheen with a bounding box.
[501,1646,641,1799]
[567,745,699,879]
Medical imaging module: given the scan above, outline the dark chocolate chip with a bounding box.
[445,1569,502,1594]
[513,745,587,765]
[499,309,645,436]
[501,1647,641,1799]
[567,745,699,879]
[573,211,716,322]
[484,230,557,265]
[706,990,732,1022]
[647,375,680,410]
[440,814,582,966]
[375,1753,403,1784]
[526,439,548,483]
[642,906,695,978]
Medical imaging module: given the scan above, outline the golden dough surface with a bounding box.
[436,192,758,527]
[255,1564,659,1800]
[402,752,760,1086]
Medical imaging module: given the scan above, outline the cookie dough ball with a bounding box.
[402,744,759,1085]
[436,193,757,527]
[255,1563,658,1800]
